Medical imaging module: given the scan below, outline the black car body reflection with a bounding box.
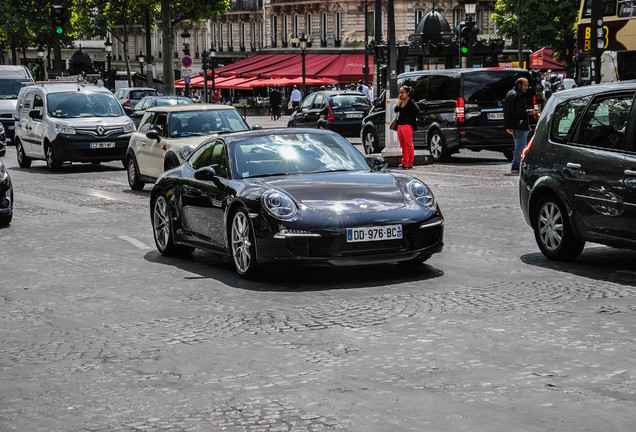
[150,128,444,277]
[0,159,13,226]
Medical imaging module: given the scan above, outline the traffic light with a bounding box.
[51,5,66,36]
[459,23,472,55]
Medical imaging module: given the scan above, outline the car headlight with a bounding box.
[0,160,7,181]
[262,190,297,219]
[56,123,76,135]
[408,179,435,208]
[0,123,4,133]
[123,120,136,133]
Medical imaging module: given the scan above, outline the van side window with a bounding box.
[576,94,634,151]
[549,97,590,144]
[427,75,459,101]
[400,76,429,101]
[32,94,44,118]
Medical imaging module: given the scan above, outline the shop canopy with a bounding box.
[529,48,566,71]
[315,54,372,82]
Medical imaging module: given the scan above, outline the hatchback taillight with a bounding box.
[455,97,465,122]
[124,99,131,106]
[533,95,539,120]
[327,105,335,120]
[521,135,534,163]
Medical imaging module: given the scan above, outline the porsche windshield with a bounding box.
[232,133,370,179]
[48,92,124,117]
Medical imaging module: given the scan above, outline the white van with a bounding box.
[14,83,135,171]
[0,65,34,141]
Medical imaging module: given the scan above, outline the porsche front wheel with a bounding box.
[229,208,259,278]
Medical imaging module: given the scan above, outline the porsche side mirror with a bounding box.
[194,166,217,181]
[367,155,388,171]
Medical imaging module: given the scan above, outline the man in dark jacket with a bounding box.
[269,86,282,120]
[504,77,535,173]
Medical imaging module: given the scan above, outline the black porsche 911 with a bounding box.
[150,128,444,277]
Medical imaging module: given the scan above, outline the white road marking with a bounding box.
[118,236,152,250]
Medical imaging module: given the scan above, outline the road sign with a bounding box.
[181,56,193,68]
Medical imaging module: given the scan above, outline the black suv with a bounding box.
[360,68,536,161]
[519,82,636,260]
[287,90,372,138]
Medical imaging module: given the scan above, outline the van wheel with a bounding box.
[533,194,585,260]
[362,127,381,154]
[428,130,449,162]
[15,140,32,168]
[45,145,62,171]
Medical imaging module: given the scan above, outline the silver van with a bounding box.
[0,65,34,141]
[14,83,135,171]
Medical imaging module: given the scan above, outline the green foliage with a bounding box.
[492,0,580,68]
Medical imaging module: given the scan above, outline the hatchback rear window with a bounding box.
[130,90,157,99]
[330,95,371,109]
[464,71,527,103]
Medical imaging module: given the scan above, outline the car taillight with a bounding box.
[533,95,539,120]
[455,97,465,122]
[521,135,534,163]
[124,99,130,106]
[327,105,335,120]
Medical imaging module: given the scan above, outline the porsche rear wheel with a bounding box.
[152,193,194,256]
[229,208,259,278]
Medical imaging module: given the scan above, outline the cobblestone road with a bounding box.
[0,128,634,431]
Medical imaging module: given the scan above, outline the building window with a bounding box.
[212,23,217,49]
[229,23,234,51]
[453,9,463,28]
[415,10,424,31]
[219,23,224,51]
[241,22,246,50]
[272,16,278,47]
[335,12,341,41]
[260,21,264,48]
[307,14,312,36]
[194,28,199,54]
[284,15,289,45]
[322,13,327,42]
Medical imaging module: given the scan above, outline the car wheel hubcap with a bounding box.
[153,196,170,250]
[231,212,252,274]
[46,148,53,166]
[430,135,442,159]
[538,202,563,251]
[17,143,23,162]
[364,131,375,153]
[128,160,137,182]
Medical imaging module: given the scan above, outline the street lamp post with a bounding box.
[463,0,477,68]
[37,45,45,81]
[299,34,308,97]
[364,0,369,85]
[104,36,113,91]
[210,46,217,100]
[182,29,191,97]
[138,51,146,75]
[202,49,210,103]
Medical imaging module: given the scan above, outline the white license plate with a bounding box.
[346,112,364,119]
[487,112,504,120]
[90,142,116,149]
[7,125,14,130]
[346,224,403,243]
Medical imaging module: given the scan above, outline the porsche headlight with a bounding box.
[262,190,297,219]
[56,123,76,135]
[408,179,435,208]
[123,120,136,133]
[0,160,7,181]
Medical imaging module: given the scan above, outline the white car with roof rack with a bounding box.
[13,81,135,171]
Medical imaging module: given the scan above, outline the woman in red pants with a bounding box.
[394,86,420,169]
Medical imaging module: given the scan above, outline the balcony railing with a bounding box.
[229,0,262,11]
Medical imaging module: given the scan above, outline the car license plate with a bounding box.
[90,142,116,149]
[346,224,402,243]
[487,112,504,120]
[346,112,364,119]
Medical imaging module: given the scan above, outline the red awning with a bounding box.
[217,54,296,77]
[315,54,373,82]
[175,75,235,89]
[260,54,341,79]
[214,76,259,89]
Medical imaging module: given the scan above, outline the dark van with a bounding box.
[360,68,537,162]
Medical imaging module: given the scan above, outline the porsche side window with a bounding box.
[576,94,634,151]
[191,141,227,178]
[549,96,590,144]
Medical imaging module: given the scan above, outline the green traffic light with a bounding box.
[56,27,63,35]
[461,47,468,54]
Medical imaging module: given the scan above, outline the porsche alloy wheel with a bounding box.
[534,194,584,260]
[230,208,259,277]
[152,193,193,256]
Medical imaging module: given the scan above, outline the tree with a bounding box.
[492,0,579,74]
[160,0,229,95]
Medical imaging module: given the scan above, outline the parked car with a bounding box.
[360,68,537,161]
[129,96,193,126]
[519,81,636,260]
[150,128,444,277]
[287,90,372,137]
[0,123,6,156]
[126,104,250,190]
[0,158,13,226]
[0,65,34,142]
[114,87,158,114]
[13,83,135,171]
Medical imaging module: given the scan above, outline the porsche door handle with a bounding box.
[625,169,636,176]
[567,162,581,169]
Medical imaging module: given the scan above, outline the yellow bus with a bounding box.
[576,0,636,84]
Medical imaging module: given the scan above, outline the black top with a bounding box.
[503,87,529,131]
[394,98,420,130]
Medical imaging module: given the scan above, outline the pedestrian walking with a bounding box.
[504,77,535,174]
[290,85,302,111]
[269,86,282,120]
[394,86,420,169]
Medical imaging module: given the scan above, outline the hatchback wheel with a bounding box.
[152,193,194,256]
[533,194,585,260]
[45,145,62,171]
[428,130,448,162]
[127,156,144,191]
[15,140,31,168]
[362,127,380,154]
[229,208,259,278]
